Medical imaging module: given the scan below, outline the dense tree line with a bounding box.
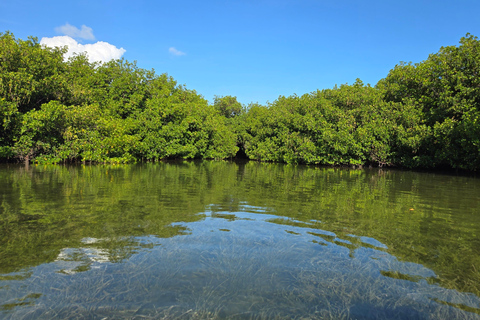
[0,32,238,164]
[1,31,479,170]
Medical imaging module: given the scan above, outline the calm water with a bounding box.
[0,161,479,319]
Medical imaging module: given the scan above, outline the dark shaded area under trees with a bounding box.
[1,31,480,170]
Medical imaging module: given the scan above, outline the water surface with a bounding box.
[0,162,479,319]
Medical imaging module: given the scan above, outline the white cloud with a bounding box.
[40,36,126,63]
[169,47,186,56]
[55,23,95,40]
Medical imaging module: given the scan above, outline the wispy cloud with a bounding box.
[40,36,126,63]
[169,47,186,56]
[55,23,95,40]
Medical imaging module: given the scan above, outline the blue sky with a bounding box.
[2,0,480,105]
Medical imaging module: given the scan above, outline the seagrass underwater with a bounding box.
[0,162,479,319]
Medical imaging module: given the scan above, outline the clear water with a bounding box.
[0,161,479,319]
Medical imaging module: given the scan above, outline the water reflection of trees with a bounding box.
[0,161,479,297]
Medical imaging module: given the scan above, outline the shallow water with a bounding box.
[0,161,479,319]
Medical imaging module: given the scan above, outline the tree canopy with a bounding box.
[0,31,237,164]
[1,31,479,170]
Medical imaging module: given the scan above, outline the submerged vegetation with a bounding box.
[0,162,479,318]
[1,31,480,170]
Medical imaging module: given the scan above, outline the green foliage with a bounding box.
[0,31,238,163]
[242,80,417,166]
[378,34,480,170]
[135,82,238,160]
[0,32,67,156]
[0,32,68,112]
[60,104,139,163]
[213,95,244,118]
[241,35,480,170]
[12,101,67,163]
[1,30,480,170]
[90,59,156,118]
